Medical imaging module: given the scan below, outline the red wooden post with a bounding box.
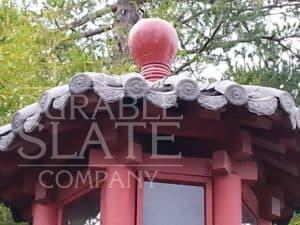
[32,203,58,225]
[101,166,136,225]
[32,181,58,225]
[213,174,242,225]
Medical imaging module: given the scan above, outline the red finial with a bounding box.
[128,18,179,82]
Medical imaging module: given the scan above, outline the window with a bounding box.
[143,181,205,225]
[242,203,257,225]
[62,190,100,225]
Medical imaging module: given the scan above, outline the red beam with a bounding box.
[212,150,232,175]
[233,161,258,184]
[253,136,286,155]
[231,130,253,160]
[255,149,299,177]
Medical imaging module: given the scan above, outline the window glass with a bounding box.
[242,203,257,225]
[144,181,205,225]
[62,190,100,225]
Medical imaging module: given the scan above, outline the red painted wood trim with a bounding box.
[213,174,242,225]
[55,169,103,204]
[254,184,285,220]
[231,130,253,160]
[255,149,299,177]
[205,177,213,225]
[233,161,258,184]
[212,150,232,175]
[242,184,259,218]
[90,151,212,176]
[136,173,144,225]
[135,118,240,140]
[55,169,103,225]
[57,189,101,225]
[89,147,143,168]
[140,153,212,177]
[253,136,287,155]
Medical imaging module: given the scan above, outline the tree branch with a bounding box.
[241,2,300,11]
[81,25,112,38]
[180,11,204,25]
[182,20,225,55]
[206,34,300,61]
[66,5,115,29]
[175,20,224,74]
[262,36,300,60]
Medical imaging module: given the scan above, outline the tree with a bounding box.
[0,1,125,125]
[37,0,300,100]
[289,214,300,225]
[1,0,299,125]
[0,203,26,225]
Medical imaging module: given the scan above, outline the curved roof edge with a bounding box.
[0,72,299,151]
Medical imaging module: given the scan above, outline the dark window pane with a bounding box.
[62,190,100,225]
[242,203,257,225]
[144,181,205,225]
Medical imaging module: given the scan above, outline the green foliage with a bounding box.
[140,0,300,104]
[0,3,135,125]
[0,204,26,225]
[290,214,300,225]
[0,5,82,124]
[224,68,300,104]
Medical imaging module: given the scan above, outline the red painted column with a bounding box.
[213,174,242,225]
[32,203,58,225]
[101,166,136,225]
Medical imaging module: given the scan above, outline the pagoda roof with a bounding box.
[0,72,300,224]
[0,72,299,152]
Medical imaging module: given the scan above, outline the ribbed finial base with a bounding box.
[141,63,170,82]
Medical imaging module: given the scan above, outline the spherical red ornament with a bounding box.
[128,18,179,81]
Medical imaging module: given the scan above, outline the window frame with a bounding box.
[136,156,213,225]
[56,169,104,225]
[54,154,213,225]
[242,201,258,225]
[242,184,260,225]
